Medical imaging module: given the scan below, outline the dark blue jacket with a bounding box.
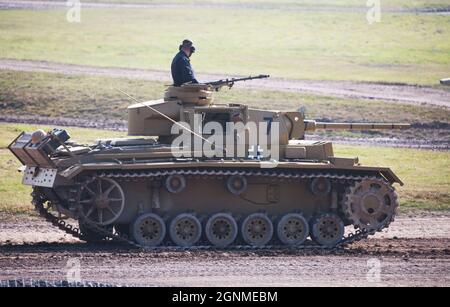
[171,51,198,86]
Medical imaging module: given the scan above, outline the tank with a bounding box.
[8,81,410,249]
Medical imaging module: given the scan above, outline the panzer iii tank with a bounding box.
[8,77,409,249]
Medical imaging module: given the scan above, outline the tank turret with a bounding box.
[127,83,409,161]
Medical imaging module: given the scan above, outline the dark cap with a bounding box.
[179,39,195,53]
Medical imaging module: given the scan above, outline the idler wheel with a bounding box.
[205,213,238,247]
[132,213,166,247]
[78,177,125,226]
[310,213,345,247]
[277,213,309,246]
[241,213,273,247]
[169,213,202,247]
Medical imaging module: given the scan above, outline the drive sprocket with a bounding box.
[342,178,398,231]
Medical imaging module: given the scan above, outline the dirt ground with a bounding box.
[1,59,449,108]
[0,213,449,286]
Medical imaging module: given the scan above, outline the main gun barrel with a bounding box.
[305,120,410,131]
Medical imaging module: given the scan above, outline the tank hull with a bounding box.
[32,160,399,248]
[6,80,409,249]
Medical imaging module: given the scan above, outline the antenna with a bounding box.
[115,88,227,155]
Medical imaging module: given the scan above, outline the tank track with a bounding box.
[32,169,385,251]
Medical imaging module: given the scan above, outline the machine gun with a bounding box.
[206,74,270,91]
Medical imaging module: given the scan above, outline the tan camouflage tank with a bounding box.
[8,77,409,249]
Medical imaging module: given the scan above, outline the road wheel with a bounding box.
[132,213,166,247]
[169,213,202,247]
[205,213,238,247]
[277,213,309,246]
[310,213,345,247]
[241,213,273,247]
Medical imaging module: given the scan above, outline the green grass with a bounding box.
[335,145,450,212]
[0,8,449,85]
[0,123,126,149]
[2,69,449,124]
[0,123,448,214]
[0,123,126,214]
[0,70,165,122]
[41,0,450,9]
[1,69,448,142]
[0,148,35,214]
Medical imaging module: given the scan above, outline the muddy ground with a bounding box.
[0,213,449,286]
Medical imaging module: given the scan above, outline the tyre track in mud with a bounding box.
[0,239,449,287]
[0,215,449,286]
[1,252,448,287]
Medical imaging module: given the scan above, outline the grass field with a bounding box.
[337,145,450,212]
[0,123,448,214]
[0,8,448,85]
[0,123,125,213]
[30,0,450,9]
[1,1,448,215]
[2,70,448,142]
[2,70,449,124]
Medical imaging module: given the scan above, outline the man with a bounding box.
[171,39,199,86]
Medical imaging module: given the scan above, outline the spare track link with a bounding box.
[33,168,381,251]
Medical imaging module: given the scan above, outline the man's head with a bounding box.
[179,39,195,57]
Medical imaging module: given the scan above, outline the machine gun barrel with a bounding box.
[206,74,269,90]
[305,121,410,131]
